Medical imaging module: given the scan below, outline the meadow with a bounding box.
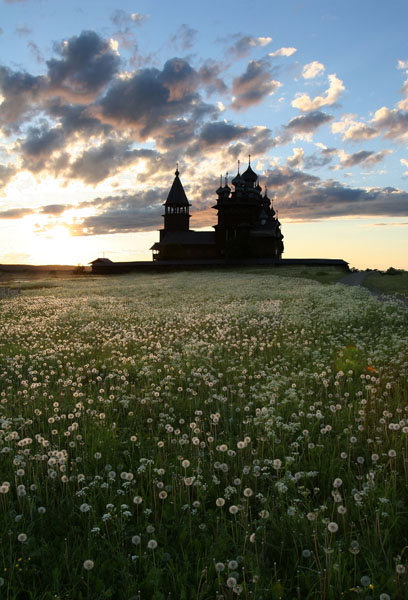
[0,270,407,600]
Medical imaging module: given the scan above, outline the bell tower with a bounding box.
[161,168,191,240]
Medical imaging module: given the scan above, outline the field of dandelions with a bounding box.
[1,270,407,600]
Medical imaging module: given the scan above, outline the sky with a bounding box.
[0,0,408,269]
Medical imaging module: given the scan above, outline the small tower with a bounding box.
[161,168,191,240]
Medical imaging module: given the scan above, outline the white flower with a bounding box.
[17,533,27,543]
[147,539,158,550]
[131,535,141,545]
[83,560,94,570]
[327,522,338,533]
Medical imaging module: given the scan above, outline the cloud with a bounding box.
[197,60,228,95]
[46,30,120,100]
[401,158,408,175]
[268,47,297,58]
[283,110,333,141]
[111,10,147,27]
[170,25,198,51]
[0,30,122,128]
[199,121,250,146]
[39,204,70,215]
[331,114,378,141]
[302,61,325,79]
[71,190,163,235]
[98,58,216,138]
[0,163,17,188]
[291,73,345,111]
[371,106,408,141]
[337,149,392,168]
[0,207,33,218]
[303,147,337,170]
[19,124,65,172]
[231,60,281,110]
[227,34,273,58]
[68,141,157,184]
[286,147,304,168]
[0,65,46,126]
[264,166,408,219]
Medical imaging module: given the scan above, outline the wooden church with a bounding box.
[151,161,284,261]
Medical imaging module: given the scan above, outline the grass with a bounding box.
[0,270,407,599]
[363,269,408,299]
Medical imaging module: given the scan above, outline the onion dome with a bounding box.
[232,171,245,187]
[242,163,258,183]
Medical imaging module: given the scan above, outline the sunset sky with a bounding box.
[1,0,408,269]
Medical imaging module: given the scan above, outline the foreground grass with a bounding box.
[364,269,408,299]
[0,270,407,599]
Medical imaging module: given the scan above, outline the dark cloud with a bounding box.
[337,149,391,169]
[0,164,17,188]
[20,124,65,172]
[199,121,250,146]
[99,58,216,138]
[198,60,228,95]
[68,141,157,184]
[0,207,33,218]
[47,100,111,137]
[154,119,197,150]
[303,147,337,170]
[39,204,70,215]
[0,65,46,126]
[283,111,333,140]
[226,34,271,58]
[72,190,163,235]
[46,31,120,99]
[0,31,120,128]
[264,166,408,219]
[247,127,278,154]
[231,60,281,110]
[170,24,197,52]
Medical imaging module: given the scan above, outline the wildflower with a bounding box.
[227,577,237,588]
[83,560,94,570]
[215,562,225,572]
[17,533,27,543]
[228,560,238,570]
[360,576,371,586]
[131,535,141,545]
[327,522,338,533]
[159,491,167,500]
[133,496,143,504]
[396,564,405,575]
[80,503,91,513]
[147,539,158,550]
[333,478,343,488]
[229,505,239,514]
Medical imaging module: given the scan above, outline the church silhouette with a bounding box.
[151,161,284,261]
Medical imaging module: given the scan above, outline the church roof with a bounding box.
[164,169,191,206]
[151,231,215,249]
